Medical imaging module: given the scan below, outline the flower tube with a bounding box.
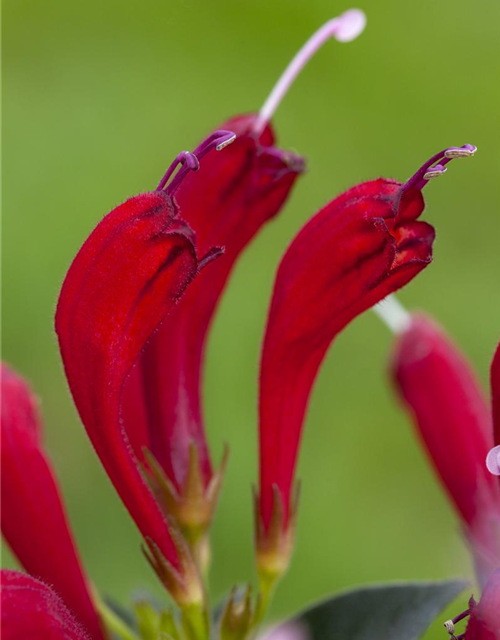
[257,145,476,583]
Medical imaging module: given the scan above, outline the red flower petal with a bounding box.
[0,366,104,640]
[123,114,304,489]
[392,315,500,583]
[55,189,202,571]
[491,342,500,446]
[1,570,91,640]
[465,570,500,639]
[258,179,434,529]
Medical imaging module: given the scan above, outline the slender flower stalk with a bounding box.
[0,365,105,640]
[256,144,476,592]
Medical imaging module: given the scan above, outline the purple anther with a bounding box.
[486,445,500,476]
[444,619,455,634]
[404,144,477,192]
[423,163,447,180]
[166,130,236,195]
[444,144,477,159]
[156,151,199,191]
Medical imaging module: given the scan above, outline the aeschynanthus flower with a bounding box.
[388,311,500,585]
[0,365,105,640]
[121,10,365,544]
[56,133,236,607]
[1,570,91,640]
[256,145,476,578]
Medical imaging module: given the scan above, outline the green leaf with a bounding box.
[293,580,468,640]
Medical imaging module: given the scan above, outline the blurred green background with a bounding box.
[2,0,500,637]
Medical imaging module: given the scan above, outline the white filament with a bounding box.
[373,295,412,334]
[254,9,367,135]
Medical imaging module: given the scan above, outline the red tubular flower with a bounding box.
[256,145,476,579]
[0,365,105,640]
[120,10,366,545]
[391,314,500,585]
[486,343,500,474]
[56,133,239,606]
[1,570,91,640]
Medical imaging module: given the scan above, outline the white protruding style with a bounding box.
[373,295,412,335]
[486,445,500,476]
[254,10,367,135]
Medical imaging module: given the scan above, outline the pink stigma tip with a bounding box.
[486,445,500,476]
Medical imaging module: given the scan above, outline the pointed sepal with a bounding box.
[144,444,229,570]
[219,585,255,640]
[142,535,204,611]
[254,484,300,585]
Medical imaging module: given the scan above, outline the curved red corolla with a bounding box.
[55,147,217,604]
[256,144,476,574]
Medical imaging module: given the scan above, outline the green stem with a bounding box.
[96,596,139,640]
[251,573,279,636]
[181,601,210,640]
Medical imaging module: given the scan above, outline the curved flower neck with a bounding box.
[156,130,236,195]
[253,9,366,136]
